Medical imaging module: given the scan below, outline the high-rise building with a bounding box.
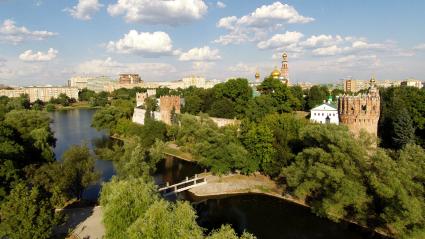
[401,78,423,88]
[0,86,79,102]
[68,76,115,92]
[118,74,142,84]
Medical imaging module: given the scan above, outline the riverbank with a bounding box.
[55,102,101,111]
[189,173,308,208]
[189,173,391,238]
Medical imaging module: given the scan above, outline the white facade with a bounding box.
[401,78,423,88]
[68,76,115,92]
[310,103,339,125]
[0,87,79,102]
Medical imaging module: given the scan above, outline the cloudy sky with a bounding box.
[0,0,424,86]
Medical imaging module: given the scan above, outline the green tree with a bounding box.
[0,183,57,239]
[282,124,372,222]
[28,145,99,205]
[206,225,256,239]
[100,177,158,239]
[127,200,204,239]
[305,85,329,110]
[182,94,203,114]
[208,98,236,119]
[92,106,125,133]
[32,99,44,111]
[91,91,109,107]
[366,145,425,238]
[242,123,276,174]
[78,88,96,101]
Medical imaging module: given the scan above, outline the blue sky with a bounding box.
[0,0,424,86]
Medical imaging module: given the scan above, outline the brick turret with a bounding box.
[159,95,181,125]
[338,76,380,137]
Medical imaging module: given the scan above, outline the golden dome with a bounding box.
[282,52,287,58]
[271,68,281,78]
[255,71,260,78]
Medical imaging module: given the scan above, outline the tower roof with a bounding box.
[271,68,281,77]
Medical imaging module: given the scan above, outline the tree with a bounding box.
[100,177,159,239]
[0,183,57,239]
[91,91,109,107]
[305,85,329,110]
[257,77,297,113]
[92,106,125,133]
[242,123,276,174]
[366,145,425,238]
[206,225,256,239]
[27,145,99,205]
[282,124,372,222]
[114,141,152,181]
[127,200,204,239]
[182,94,203,114]
[391,108,415,149]
[32,99,44,111]
[208,98,236,119]
[78,88,96,101]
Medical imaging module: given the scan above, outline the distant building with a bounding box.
[68,76,115,92]
[310,98,339,125]
[296,82,315,90]
[338,76,380,137]
[118,74,142,84]
[344,78,406,93]
[401,78,423,88]
[0,86,79,102]
[343,79,370,93]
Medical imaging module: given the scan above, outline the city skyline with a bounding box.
[1,0,425,86]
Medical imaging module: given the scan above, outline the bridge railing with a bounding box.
[158,174,207,196]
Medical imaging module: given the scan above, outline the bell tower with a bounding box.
[281,52,289,84]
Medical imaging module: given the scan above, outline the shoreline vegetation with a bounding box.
[166,144,391,238]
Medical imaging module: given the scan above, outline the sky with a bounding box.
[0,0,425,86]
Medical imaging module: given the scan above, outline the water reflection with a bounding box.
[50,109,115,201]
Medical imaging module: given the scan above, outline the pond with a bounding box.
[50,109,115,201]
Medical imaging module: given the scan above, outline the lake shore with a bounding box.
[189,173,391,238]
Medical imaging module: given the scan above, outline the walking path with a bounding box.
[55,206,105,239]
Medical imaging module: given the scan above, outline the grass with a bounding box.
[163,144,195,162]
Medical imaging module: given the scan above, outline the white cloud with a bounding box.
[257,31,303,50]
[107,0,208,25]
[19,48,58,62]
[107,30,174,56]
[227,63,256,73]
[413,43,425,50]
[0,19,57,44]
[216,1,226,8]
[300,34,341,47]
[214,2,313,45]
[76,57,176,76]
[312,45,345,56]
[65,0,103,20]
[192,61,215,72]
[179,46,221,61]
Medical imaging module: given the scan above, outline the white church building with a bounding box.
[310,101,339,125]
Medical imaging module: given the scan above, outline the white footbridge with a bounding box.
[158,174,207,197]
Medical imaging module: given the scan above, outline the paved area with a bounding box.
[55,206,104,239]
[71,206,104,239]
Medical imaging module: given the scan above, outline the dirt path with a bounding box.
[55,206,105,239]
